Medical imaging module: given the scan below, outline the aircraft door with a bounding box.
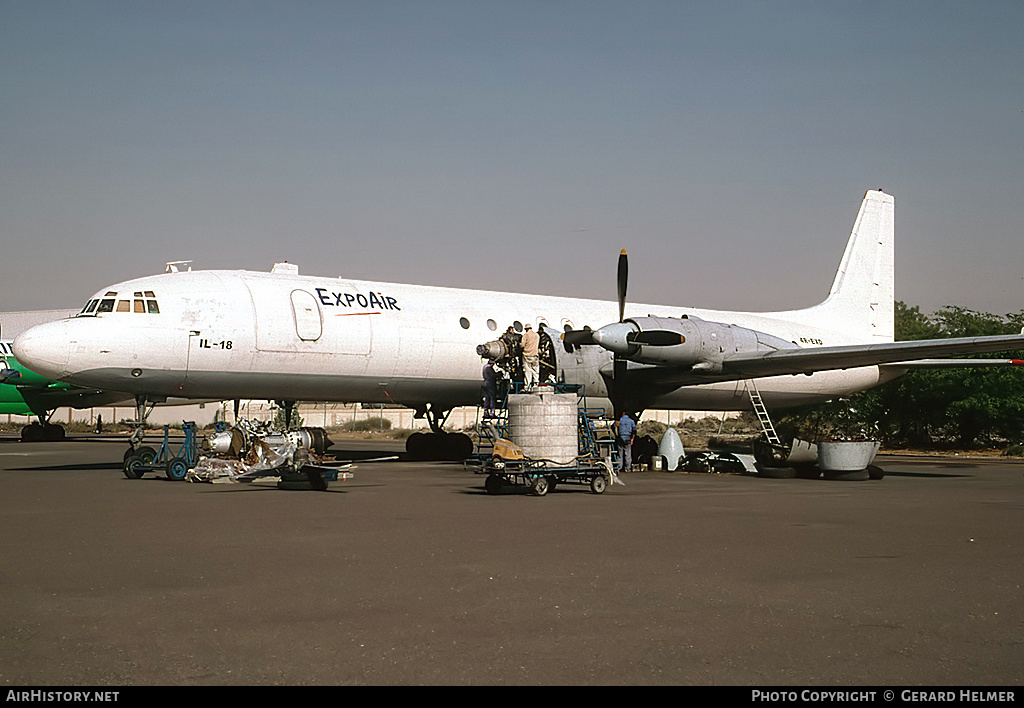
[291,289,323,341]
[540,324,609,397]
[243,277,330,352]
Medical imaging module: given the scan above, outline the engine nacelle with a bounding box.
[596,315,792,370]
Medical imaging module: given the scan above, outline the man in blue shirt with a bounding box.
[616,412,636,473]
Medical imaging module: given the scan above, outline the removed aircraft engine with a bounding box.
[205,422,332,458]
[188,419,348,490]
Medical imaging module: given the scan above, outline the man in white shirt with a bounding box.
[521,324,540,390]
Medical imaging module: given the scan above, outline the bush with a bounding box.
[637,420,667,439]
[341,417,392,432]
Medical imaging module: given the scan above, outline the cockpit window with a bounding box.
[77,292,159,315]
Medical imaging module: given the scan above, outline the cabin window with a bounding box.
[459,317,470,330]
[487,319,497,331]
[513,321,523,332]
[97,299,115,313]
[116,300,131,312]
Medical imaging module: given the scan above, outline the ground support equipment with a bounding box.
[475,393,620,496]
[480,454,615,496]
[122,422,200,481]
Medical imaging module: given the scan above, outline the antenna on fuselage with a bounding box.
[165,261,193,273]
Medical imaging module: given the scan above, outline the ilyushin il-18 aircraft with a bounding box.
[13,190,1024,459]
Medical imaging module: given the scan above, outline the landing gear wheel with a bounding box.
[450,432,474,460]
[20,424,43,442]
[590,474,607,494]
[485,473,503,495]
[756,464,797,479]
[531,475,550,497]
[165,456,190,482]
[124,445,156,463]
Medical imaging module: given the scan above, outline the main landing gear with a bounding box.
[20,415,66,442]
[405,403,473,461]
[121,395,158,465]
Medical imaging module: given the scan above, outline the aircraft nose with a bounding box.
[13,321,71,379]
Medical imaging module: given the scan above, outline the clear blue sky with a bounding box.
[1,1,1021,316]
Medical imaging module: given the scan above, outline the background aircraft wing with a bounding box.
[18,386,135,412]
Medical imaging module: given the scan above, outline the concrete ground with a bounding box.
[1,435,1022,686]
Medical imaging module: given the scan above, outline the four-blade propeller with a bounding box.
[562,249,683,352]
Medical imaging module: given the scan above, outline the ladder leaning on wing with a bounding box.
[745,380,782,446]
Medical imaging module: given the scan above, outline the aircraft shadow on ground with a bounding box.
[880,469,972,478]
[11,461,125,472]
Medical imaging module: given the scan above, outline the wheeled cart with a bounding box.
[122,422,200,481]
[480,455,616,496]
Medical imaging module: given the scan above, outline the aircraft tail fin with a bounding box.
[791,190,895,343]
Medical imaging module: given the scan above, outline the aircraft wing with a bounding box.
[640,333,1024,386]
[881,358,1024,369]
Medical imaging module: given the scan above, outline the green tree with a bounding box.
[894,301,941,341]
[273,406,303,430]
[777,302,1024,449]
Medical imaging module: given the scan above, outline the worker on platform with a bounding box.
[482,360,498,417]
[616,411,636,474]
[499,326,523,388]
[521,323,540,391]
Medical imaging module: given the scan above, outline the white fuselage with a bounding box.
[13,269,894,413]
